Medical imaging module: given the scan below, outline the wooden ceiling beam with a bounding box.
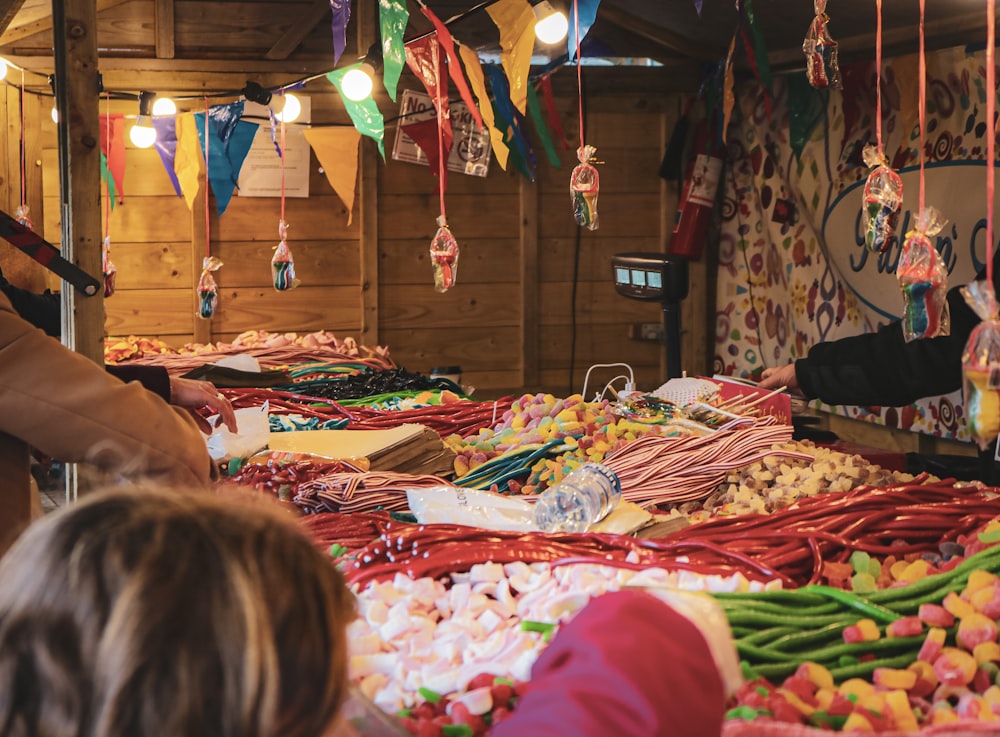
[597,3,722,63]
[770,10,1000,69]
[265,0,330,60]
[0,0,25,37]
[0,0,130,44]
[155,0,174,59]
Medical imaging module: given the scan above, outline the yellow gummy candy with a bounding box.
[965,367,1000,449]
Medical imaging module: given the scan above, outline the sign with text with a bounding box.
[238,98,312,198]
[392,89,491,177]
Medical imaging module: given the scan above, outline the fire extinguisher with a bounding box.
[669,125,724,261]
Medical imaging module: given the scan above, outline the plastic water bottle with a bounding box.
[533,462,622,533]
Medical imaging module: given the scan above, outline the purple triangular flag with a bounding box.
[152,117,183,197]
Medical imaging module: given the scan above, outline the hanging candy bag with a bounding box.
[102,235,117,298]
[430,216,459,293]
[961,280,1000,449]
[271,220,298,292]
[897,206,949,342]
[802,0,841,89]
[571,144,600,231]
[861,144,903,253]
[197,256,223,319]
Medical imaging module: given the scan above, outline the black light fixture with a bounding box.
[242,80,273,106]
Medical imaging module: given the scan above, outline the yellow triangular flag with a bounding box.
[458,42,510,171]
[174,113,204,212]
[486,0,535,116]
[303,127,361,225]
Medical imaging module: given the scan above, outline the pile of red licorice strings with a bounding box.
[303,480,1000,589]
[221,388,510,438]
[604,416,808,507]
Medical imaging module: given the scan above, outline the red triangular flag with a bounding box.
[401,117,449,195]
[420,6,484,131]
[99,114,127,199]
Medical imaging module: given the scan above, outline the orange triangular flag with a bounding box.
[458,42,510,171]
[303,127,361,225]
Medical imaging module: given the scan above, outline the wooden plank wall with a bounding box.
[9,66,701,398]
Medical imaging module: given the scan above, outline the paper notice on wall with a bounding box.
[392,89,491,177]
[237,98,312,198]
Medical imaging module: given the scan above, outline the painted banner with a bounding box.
[716,45,997,442]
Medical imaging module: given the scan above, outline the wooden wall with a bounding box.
[4,64,706,398]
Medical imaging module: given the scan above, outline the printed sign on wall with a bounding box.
[392,90,491,177]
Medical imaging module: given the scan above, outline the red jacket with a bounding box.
[492,589,727,737]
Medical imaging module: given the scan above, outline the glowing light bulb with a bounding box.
[535,6,569,45]
[0,60,8,82]
[129,119,157,148]
[341,64,375,102]
[152,97,176,116]
[51,106,58,123]
[275,93,301,123]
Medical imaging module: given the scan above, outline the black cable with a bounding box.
[567,63,588,396]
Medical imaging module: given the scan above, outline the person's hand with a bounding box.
[759,363,799,394]
[169,377,239,433]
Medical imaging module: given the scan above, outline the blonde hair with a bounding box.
[0,487,355,737]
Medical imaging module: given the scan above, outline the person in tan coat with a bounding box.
[0,291,213,553]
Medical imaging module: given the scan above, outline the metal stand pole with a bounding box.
[662,300,682,379]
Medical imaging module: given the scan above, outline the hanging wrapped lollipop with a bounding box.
[271,220,298,292]
[102,236,117,298]
[802,0,841,89]
[861,144,903,253]
[14,204,32,231]
[960,280,1000,449]
[571,144,600,231]
[197,256,223,319]
[897,206,949,342]
[429,216,459,293]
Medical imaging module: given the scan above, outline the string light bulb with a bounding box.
[275,92,301,123]
[50,106,58,123]
[341,63,375,102]
[534,1,568,44]
[128,91,157,148]
[0,59,8,82]
[152,97,176,116]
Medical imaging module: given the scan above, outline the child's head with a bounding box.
[0,487,355,737]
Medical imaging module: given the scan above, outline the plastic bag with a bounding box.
[406,486,538,532]
[14,204,32,231]
[101,235,117,298]
[429,216,459,293]
[197,255,223,319]
[961,280,1000,450]
[271,220,298,291]
[205,402,270,462]
[897,206,949,341]
[861,145,903,254]
[802,0,841,89]
[571,144,600,230]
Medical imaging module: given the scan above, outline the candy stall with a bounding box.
[4,0,1000,735]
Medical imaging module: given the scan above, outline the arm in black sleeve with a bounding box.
[795,283,979,407]
[0,281,61,337]
[105,365,172,402]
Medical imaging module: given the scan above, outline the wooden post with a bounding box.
[357,4,379,347]
[52,0,102,503]
[519,175,539,389]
